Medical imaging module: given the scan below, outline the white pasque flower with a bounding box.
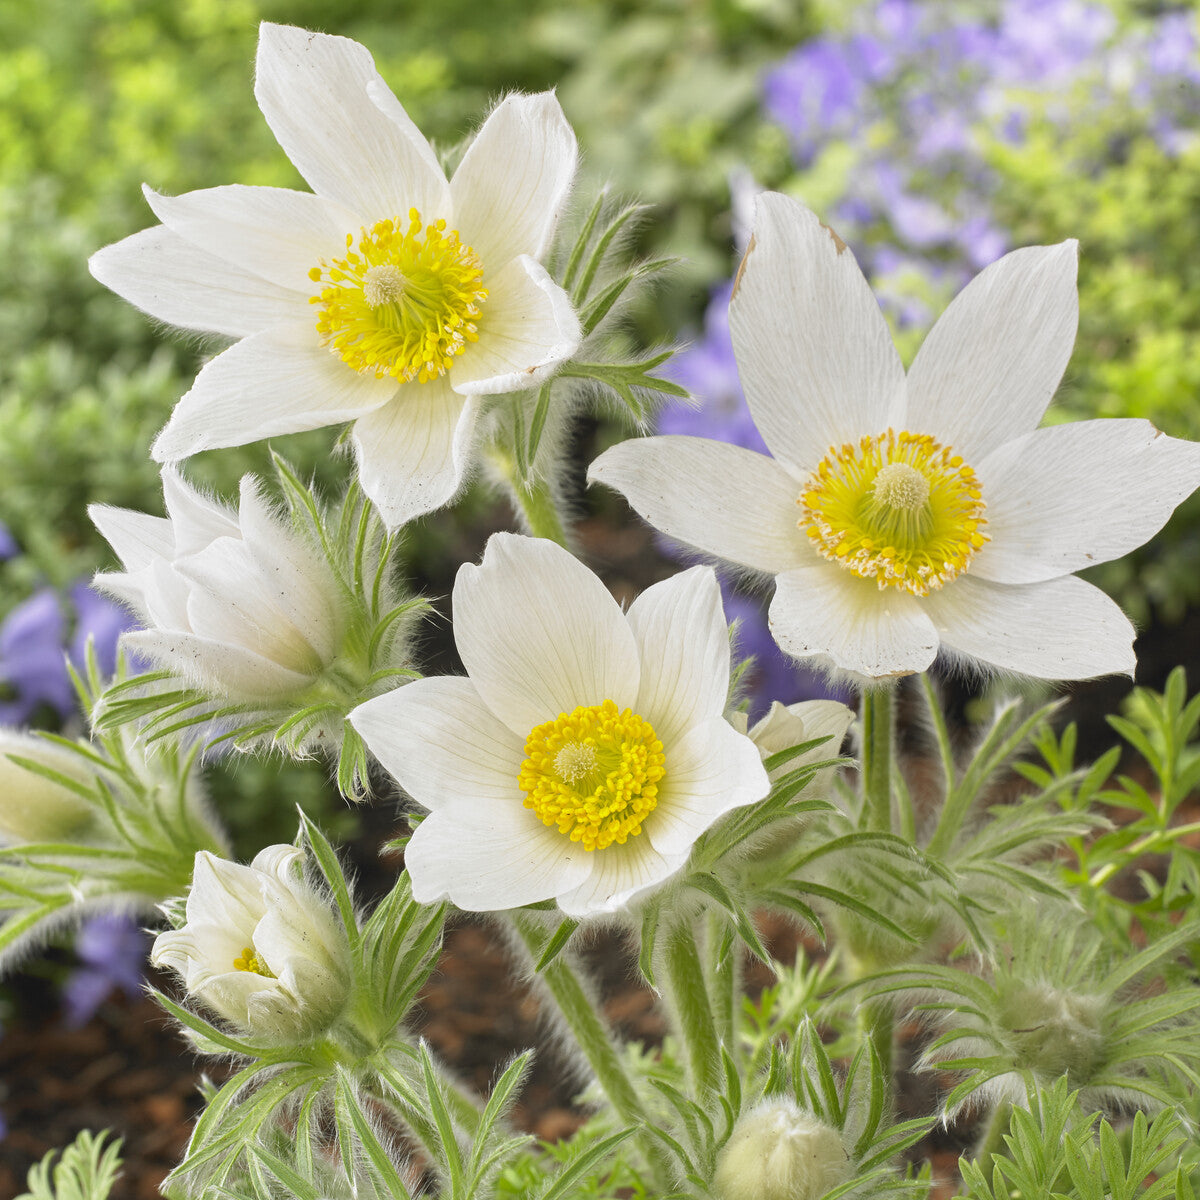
[89,23,581,528]
[90,469,343,702]
[590,192,1200,681]
[350,533,769,917]
[153,845,350,1041]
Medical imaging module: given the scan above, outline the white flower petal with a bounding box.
[556,836,689,918]
[186,851,263,932]
[450,92,578,267]
[923,574,1136,681]
[449,256,580,395]
[405,799,591,911]
[648,717,768,857]
[626,566,729,747]
[974,419,1200,584]
[904,241,1079,463]
[123,628,315,699]
[254,23,449,219]
[178,546,325,676]
[89,504,175,572]
[161,469,240,554]
[769,565,939,680]
[90,225,301,338]
[453,533,640,736]
[350,676,526,811]
[750,699,853,763]
[234,478,342,659]
[588,436,808,575]
[143,184,358,293]
[730,193,904,475]
[349,377,481,528]
[152,322,396,461]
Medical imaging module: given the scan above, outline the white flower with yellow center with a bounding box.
[89,23,581,528]
[152,845,350,1042]
[591,192,1200,681]
[350,533,769,917]
[90,469,343,702]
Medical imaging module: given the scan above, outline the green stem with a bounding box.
[660,920,721,1095]
[974,1101,1013,1165]
[860,687,894,834]
[510,914,643,1125]
[486,444,570,547]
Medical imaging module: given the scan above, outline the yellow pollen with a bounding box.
[798,428,989,596]
[310,207,487,383]
[232,946,275,978]
[519,699,665,852]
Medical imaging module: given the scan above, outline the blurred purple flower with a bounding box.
[0,523,17,561]
[0,589,75,724]
[661,281,769,456]
[725,582,850,722]
[62,913,147,1027]
[764,40,869,163]
[69,581,137,678]
[0,582,138,726]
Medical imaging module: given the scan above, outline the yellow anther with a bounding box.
[797,428,989,596]
[310,209,487,382]
[232,946,276,978]
[519,699,665,852]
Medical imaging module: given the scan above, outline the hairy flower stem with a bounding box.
[485,444,570,547]
[858,685,895,1073]
[509,915,643,1124]
[660,921,722,1094]
[860,687,894,834]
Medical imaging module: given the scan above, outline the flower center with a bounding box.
[309,208,487,383]
[519,699,665,851]
[798,429,988,595]
[232,946,275,978]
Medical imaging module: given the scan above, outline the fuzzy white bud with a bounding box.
[152,845,350,1043]
[90,469,345,703]
[714,1100,850,1200]
[730,700,853,784]
[0,731,97,844]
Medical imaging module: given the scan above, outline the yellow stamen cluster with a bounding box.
[798,429,988,596]
[309,208,487,383]
[232,945,275,978]
[519,699,665,851]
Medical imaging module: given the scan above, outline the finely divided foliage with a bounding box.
[7,16,1200,1200]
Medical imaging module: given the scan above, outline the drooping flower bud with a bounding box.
[90,469,345,704]
[714,1099,850,1200]
[152,845,350,1043]
[0,730,97,843]
[731,699,853,783]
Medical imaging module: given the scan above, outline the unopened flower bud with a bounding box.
[1000,983,1105,1083]
[153,845,350,1043]
[91,469,345,704]
[714,1099,849,1200]
[0,731,97,843]
[731,700,852,783]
